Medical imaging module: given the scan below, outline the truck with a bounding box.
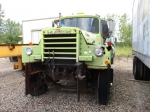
[21,13,115,105]
[132,0,150,80]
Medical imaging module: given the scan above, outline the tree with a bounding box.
[119,14,132,46]
[104,14,119,22]
[103,13,132,47]
[0,4,5,42]
[1,19,22,44]
[0,4,4,25]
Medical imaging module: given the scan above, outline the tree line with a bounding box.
[0,5,22,44]
[0,4,132,46]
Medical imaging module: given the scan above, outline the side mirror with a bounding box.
[52,19,59,27]
[115,37,117,43]
[107,20,115,33]
[52,21,54,27]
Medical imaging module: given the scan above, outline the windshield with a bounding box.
[59,18,99,33]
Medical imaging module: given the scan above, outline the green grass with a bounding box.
[115,46,133,57]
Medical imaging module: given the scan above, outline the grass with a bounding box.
[115,46,133,57]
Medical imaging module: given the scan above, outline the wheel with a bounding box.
[110,68,113,83]
[9,57,13,62]
[29,75,48,96]
[111,57,113,64]
[133,56,137,78]
[9,57,18,62]
[30,84,48,96]
[143,64,150,81]
[133,57,142,80]
[97,69,110,105]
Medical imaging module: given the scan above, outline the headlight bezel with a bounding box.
[26,47,33,55]
[95,47,104,56]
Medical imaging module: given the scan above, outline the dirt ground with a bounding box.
[0,57,150,112]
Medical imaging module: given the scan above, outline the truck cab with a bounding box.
[22,14,115,105]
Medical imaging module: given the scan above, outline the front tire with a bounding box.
[29,75,48,96]
[98,69,110,105]
[30,84,48,96]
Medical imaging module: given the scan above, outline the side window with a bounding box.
[99,21,102,36]
[91,18,99,33]
[101,20,109,37]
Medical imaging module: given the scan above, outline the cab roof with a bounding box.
[60,14,100,20]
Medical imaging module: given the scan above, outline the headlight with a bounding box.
[95,47,104,56]
[26,47,32,55]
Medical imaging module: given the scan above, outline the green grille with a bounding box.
[43,34,77,60]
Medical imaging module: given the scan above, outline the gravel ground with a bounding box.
[0,57,150,112]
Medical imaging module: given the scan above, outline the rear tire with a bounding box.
[133,57,142,80]
[143,64,150,81]
[98,69,110,105]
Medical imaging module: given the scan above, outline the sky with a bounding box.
[0,0,134,23]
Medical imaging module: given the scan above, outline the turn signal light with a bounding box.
[105,60,109,65]
[29,42,32,46]
[107,42,112,46]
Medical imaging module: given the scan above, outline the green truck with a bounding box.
[22,14,115,105]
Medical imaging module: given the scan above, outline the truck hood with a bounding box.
[80,30,96,45]
[44,27,97,45]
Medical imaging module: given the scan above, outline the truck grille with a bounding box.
[43,34,77,64]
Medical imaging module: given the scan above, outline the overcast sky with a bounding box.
[0,0,134,23]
